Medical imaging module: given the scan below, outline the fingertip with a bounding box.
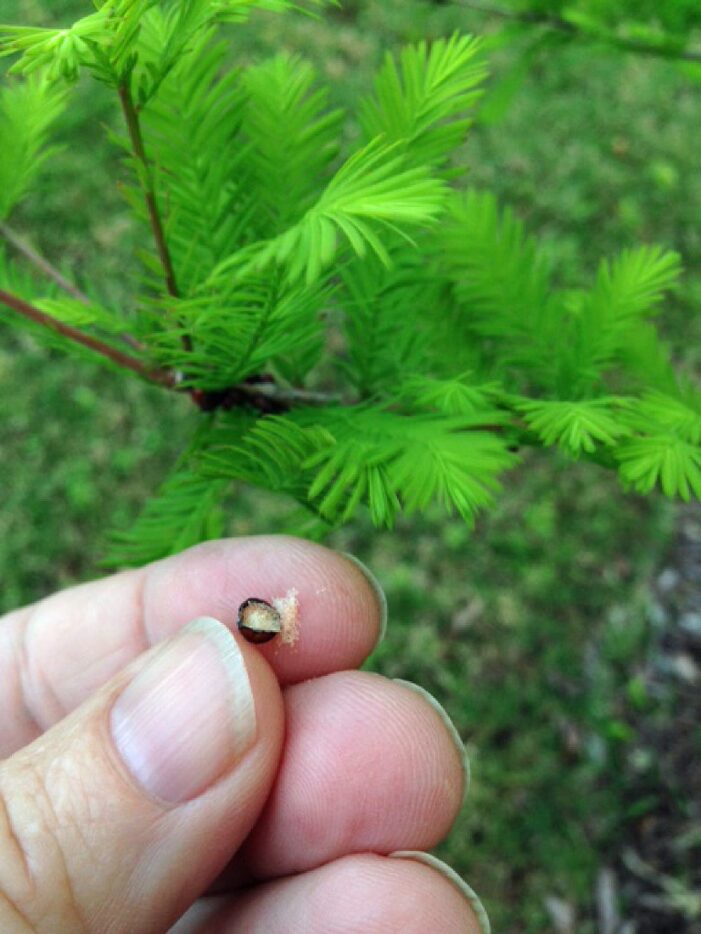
[392,679,470,802]
[340,552,388,644]
[389,851,490,933]
[144,537,385,684]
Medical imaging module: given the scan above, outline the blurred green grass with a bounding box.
[1,1,699,929]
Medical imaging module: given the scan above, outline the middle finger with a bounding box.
[228,671,468,883]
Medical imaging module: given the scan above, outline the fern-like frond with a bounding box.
[239,53,343,235]
[31,295,129,335]
[616,435,701,501]
[0,2,154,82]
[104,467,230,567]
[433,189,569,389]
[569,246,682,384]
[136,36,252,294]
[202,412,333,492]
[437,189,552,338]
[127,1,329,105]
[212,138,447,286]
[304,407,518,525]
[616,321,680,395]
[437,192,684,398]
[620,390,701,444]
[126,2,217,105]
[0,77,67,219]
[142,274,329,388]
[359,33,486,170]
[514,397,632,456]
[202,406,517,527]
[588,245,681,326]
[0,1,329,83]
[0,13,109,79]
[398,372,504,416]
[104,413,239,567]
[337,246,440,396]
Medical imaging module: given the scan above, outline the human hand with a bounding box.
[0,537,488,932]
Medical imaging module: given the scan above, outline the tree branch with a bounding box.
[118,82,195,356]
[459,0,701,63]
[238,380,344,407]
[0,222,91,304]
[0,285,344,409]
[0,285,539,439]
[0,288,176,388]
[0,221,145,352]
[191,378,344,413]
[118,83,180,299]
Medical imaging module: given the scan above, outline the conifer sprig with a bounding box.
[0,2,697,568]
[0,76,66,219]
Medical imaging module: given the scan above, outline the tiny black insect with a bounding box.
[237,598,282,644]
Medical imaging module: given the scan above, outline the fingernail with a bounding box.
[110,617,256,805]
[342,552,388,644]
[393,679,470,799]
[389,851,490,933]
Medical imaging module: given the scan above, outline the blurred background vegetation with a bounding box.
[1,1,700,930]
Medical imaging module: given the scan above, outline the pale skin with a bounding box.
[0,536,482,932]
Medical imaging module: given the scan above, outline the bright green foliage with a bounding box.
[616,435,701,500]
[0,1,333,84]
[302,407,516,525]
[623,390,701,445]
[515,397,631,455]
[240,53,343,232]
[613,390,701,500]
[106,467,229,565]
[359,34,486,171]
[34,295,131,337]
[144,275,330,388]
[0,77,66,219]
[437,190,551,342]
[337,247,441,397]
[434,192,682,394]
[131,37,250,294]
[575,247,682,372]
[213,138,448,285]
[0,2,150,82]
[202,405,517,527]
[0,1,697,567]
[398,373,504,417]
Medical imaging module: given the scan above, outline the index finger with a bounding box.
[0,536,385,755]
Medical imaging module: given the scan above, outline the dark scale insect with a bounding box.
[237,598,282,644]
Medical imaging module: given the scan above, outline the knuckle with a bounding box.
[0,758,87,932]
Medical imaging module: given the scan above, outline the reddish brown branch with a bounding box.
[0,288,176,387]
[0,222,145,353]
[118,84,180,299]
[0,222,91,304]
[118,83,193,355]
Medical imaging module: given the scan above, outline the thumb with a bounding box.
[0,617,284,933]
